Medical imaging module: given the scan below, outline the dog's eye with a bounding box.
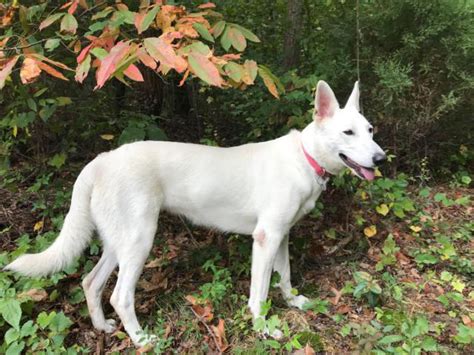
[368,127,373,134]
[343,130,354,135]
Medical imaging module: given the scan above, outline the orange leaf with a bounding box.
[198,2,216,9]
[36,61,69,81]
[20,57,41,84]
[31,53,72,71]
[0,56,19,89]
[178,69,190,86]
[211,319,228,351]
[138,49,157,70]
[124,64,144,82]
[143,37,187,73]
[95,41,130,89]
[188,52,223,87]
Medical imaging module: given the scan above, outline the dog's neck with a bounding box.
[300,122,345,176]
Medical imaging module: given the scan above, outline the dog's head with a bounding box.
[310,80,386,180]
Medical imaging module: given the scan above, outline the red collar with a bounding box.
[301,143,328,179]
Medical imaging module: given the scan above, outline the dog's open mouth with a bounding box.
[339,153,375,181]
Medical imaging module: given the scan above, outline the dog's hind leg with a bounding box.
[82,249,118,332]
[109,220,157,347]
[273,234,309,310]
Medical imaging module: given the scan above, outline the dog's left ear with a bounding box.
[345,81,360,111]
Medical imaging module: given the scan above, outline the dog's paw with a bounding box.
[134,333,158,348]
[287,295,310,310]
[95,318,117,333]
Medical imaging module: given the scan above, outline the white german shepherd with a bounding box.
[6,81,385,346]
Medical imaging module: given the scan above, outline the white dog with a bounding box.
[6,80,385,346]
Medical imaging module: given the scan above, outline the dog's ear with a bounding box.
[314,80,339,121]
[345,81,360,111]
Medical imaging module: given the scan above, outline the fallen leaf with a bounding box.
[293,343,316,355]
[330,286,343,305]
[100,134,114,140]
[33,220,44,232]
[18,288,48,301]
[211,319,228,352]
[364,225,377,238]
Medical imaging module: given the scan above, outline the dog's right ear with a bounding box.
[314,80,339,121]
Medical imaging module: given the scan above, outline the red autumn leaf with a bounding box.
[20,57,42,84]
[75,54,91,83]
[68,0,79,14]
[77,43,93,63]
[143,37,187,73]
[188,52,223,87]
[179,69,190,86]
[0,56,19,89]
[124,64,144,82]
[95,41,130,89]
[198,2,216,9]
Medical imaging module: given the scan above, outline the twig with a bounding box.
[1,38,52,52]
[178,215,199,246]
[189,307,223,354]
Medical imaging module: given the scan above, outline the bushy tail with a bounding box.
[5,163,96,277]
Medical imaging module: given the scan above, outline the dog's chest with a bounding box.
[292,184,323,225]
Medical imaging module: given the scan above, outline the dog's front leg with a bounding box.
[273,234,309,310]
[248,227,285,337]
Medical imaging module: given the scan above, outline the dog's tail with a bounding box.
[5,162,96,277]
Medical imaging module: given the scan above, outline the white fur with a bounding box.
[5,81,384,347]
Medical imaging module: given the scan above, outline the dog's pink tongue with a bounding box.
[360,167,375,181]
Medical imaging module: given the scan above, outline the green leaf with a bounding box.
[6,341,25,355]
[231,24,261,42]
[50,312,72,332]
[188,52,223,87]
[4,328,20,345]
[224,62,243,82]
[37,311,56,329]
[48,153,66,169]
[220,27,231,51]
[378,334,404,345]
[0,299,22,330]
[212,21,226,38]
[193,23,214,42]
[139,5,160,33]
[27,98,37,112]
[20,320,36,338]
[60,14,78,34]
[421,336,437,351]
[91,47,109,60]
[146,125,167,141]
[119,126,146,145]
[415,253,438,265]
[45,38,61,52]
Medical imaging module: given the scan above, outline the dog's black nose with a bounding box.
[373,152,387,166]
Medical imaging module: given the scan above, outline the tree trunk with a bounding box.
[282,0,304,70]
